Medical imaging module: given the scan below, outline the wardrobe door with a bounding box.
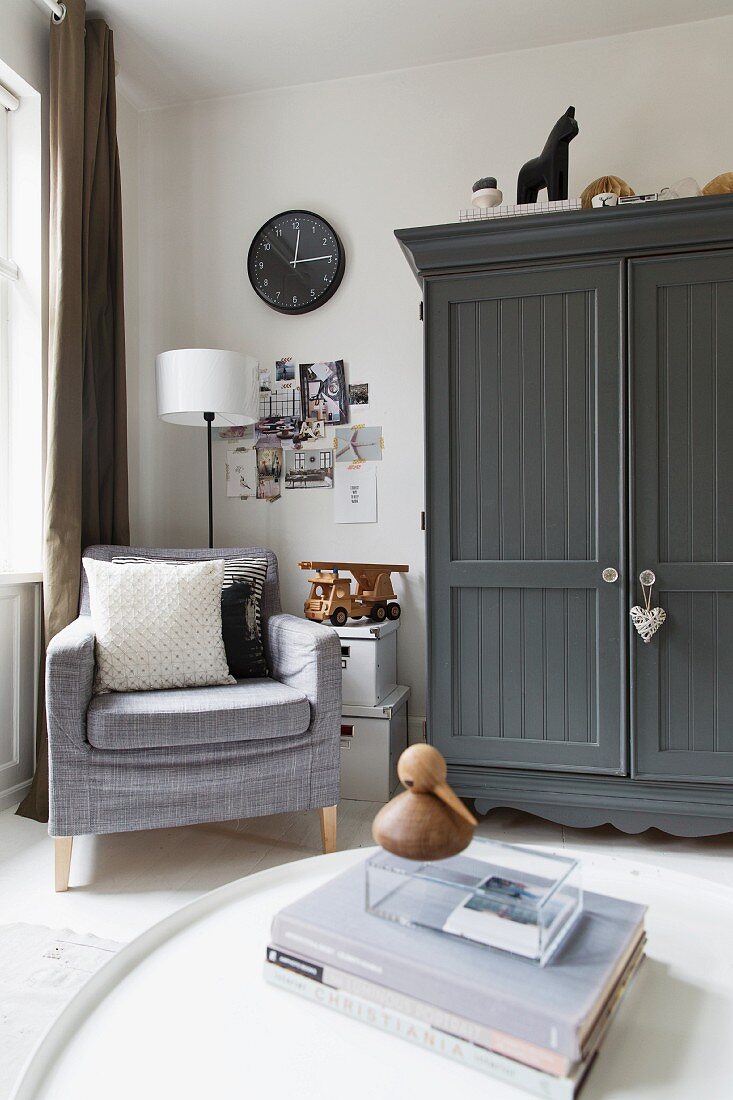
[631,252,733,781]
[426,261,626,774]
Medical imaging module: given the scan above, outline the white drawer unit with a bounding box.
[332,618,399,706]
[340,685,410,802]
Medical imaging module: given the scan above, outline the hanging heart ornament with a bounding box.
[630,604,666,643]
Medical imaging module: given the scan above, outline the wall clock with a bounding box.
[247,210,345,314]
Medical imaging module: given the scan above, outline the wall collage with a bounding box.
[222,359,382,523]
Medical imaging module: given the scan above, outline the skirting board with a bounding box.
[0,779,32,814]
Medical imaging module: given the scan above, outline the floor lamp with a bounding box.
[155,349,259,548]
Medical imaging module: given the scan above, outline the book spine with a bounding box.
[266,946,569,1077]
[270,910,577,1056]
[264,962,575,1100]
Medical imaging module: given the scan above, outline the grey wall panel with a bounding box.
[428,261,625,775]
[451,290,597,563]
[451,586,598,751]
[632,253,733,781]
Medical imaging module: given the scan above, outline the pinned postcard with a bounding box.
[256,448,282,502]
[217,423,254,443]
[275,357,296,383]
[299,360,348,425]
[285,448,334,489]
[334,462,377,523]
[226,447,256,499]
[348,382,369,407]
[334,426,383,463]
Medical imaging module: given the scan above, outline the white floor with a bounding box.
[1,800,733,944]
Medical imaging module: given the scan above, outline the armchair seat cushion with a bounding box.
[86,678,311,750]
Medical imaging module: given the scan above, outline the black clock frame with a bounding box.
[247,209,346,315]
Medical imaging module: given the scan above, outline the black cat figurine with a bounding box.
[516,106,579,204]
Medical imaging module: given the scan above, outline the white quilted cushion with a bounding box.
[83,558,236,694]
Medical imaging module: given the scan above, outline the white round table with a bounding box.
[12,848,733,1099]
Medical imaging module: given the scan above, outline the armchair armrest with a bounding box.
[265,613,341,728]
[46,616,96,752]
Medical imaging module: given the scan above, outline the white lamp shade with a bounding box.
[155,348,259,427]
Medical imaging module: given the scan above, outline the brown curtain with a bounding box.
[18,0,129,822]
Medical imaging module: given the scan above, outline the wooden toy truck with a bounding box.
[298,561,409,626]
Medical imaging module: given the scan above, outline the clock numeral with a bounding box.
[324,274,329,282]
[275,228,282,237]
[263,279,268,287]
[292,295,298,304]
[275,291,281,299]
[322,238,327,246]
[258,262,264,269]
[292,220,300,230]
[310,289,316,297]
[264,243,270,250]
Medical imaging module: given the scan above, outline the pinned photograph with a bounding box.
[285,448,334,489]
[256,448,282,501]
[255,414,301,450]
[276,357,296,383]
[348,382,369,406]
[298,418,326,444]
[217,423,254,442]
[226,447,256,498]
[259,368,272,393]
[299,360,348,425]
[259,386,300,423]
[334,426,383,463]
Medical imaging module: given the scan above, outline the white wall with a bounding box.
[0,1,47,93]
[132,15,733,722]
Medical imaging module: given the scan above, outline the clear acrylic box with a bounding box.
[365,838,583,966]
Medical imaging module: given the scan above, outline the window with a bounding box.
[0,69,42,574]
[0,90,18,569]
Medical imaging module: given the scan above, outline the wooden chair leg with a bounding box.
[54,837,73,892]
[318,806,337,854]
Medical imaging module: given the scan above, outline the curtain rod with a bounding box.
[34,0,67,23]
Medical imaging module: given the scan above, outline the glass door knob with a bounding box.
[602,568,619,583]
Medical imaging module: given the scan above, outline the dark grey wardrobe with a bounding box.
[397,195,733,836]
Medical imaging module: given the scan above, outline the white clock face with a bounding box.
[248,211,345,314]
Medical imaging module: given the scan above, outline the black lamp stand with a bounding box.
[204,411,215,549]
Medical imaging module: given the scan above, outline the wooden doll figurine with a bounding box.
[372,745,477,861]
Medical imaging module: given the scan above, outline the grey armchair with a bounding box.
[47,546,342,891]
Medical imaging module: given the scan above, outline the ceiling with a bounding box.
[89,0,733,110]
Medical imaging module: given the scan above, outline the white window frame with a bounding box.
[0,67,43,577]
[0,99,17,570]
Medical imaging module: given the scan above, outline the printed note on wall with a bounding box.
[334,463,377,524]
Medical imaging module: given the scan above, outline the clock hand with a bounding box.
[292,254,333,264]
[290,228,300,267]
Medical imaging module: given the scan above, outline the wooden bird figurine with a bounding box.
[372,745,477,861]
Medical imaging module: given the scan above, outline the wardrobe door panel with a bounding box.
[426,262,626,773]
[631,253,733,781]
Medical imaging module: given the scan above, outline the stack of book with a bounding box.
[264,860,646,1099]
